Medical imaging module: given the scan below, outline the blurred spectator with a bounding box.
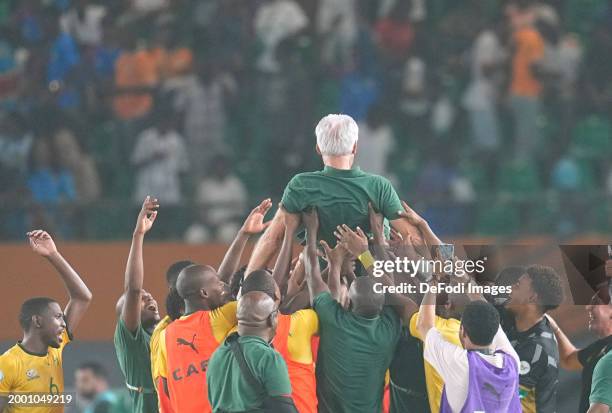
[254,0,308,73]
[316,0,358,67]
[189,155,247,242]
[61,0,107,48]
[462,26,506,152]
[397,56,430,142]
[27,138,76,205]
[112,34,158,122]
[340,57,381,122]
[46,11,82,110]
[173,62,236,180]
[131,109,187,205]
[507,1,545,160]
[0,28,22,110]
[53,128,101,202]
[356,106,394,178]
[374,1,415,61]
[71,362,128,413]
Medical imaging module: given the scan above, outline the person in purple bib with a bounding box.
[416,279,522,413]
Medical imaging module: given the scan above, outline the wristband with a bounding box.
[358,250,375,269]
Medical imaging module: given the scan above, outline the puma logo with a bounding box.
[177,334,198,354]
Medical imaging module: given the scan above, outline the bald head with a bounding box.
[176,264,229,311]
[176,265,217,299]
[349,277,385,317]
[237,291,277,329]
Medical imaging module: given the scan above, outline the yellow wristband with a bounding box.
[358,250,375,269]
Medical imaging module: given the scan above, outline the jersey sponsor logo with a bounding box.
[176,334,198,354]
[171,359,209,381]
[519,360,531,375]
[26,369,40,380]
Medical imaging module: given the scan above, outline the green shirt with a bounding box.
[313,292,402,413]
[281,166,403,245]
[113,318,158,413]
[590,349,612,407]
[207,334,292,412]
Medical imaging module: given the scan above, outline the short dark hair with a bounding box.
[526,265,563,313]
[19,297,58,330]
[241,270,276,301]
[461,301,500,346]
[166,260,195,288]
[77,362,108,380]
[495,266,526,286]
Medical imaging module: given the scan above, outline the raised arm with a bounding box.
[218,198,273,283]
[28,230,92,333]
[546,314,582,370]
[319,240,348,302]
[302,208,330,302]
[416,280,437,338]
[271,207,300,296]
[122,196,158,332]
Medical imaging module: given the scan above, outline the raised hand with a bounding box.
[241,198,273,235]
[334,224,368,257]
[134,196,159,235]
[320,240,349,269]
[397,200,425,227]
[27,230,58,257]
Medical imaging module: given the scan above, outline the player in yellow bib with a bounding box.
[0,230,92,413]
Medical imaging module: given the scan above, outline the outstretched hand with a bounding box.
[27,230,58,257]
[368,202,386,244]
[320,240,349,268]
[241,198,273,235]
[334,224,368,257]
[134,196,159,235]
[397,200,425,227]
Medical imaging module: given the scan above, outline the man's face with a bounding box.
[586,295,612,338]
[38,302,67,349]
[506,274,535,313]
[75,369,99,401]
[140,290,160,328]
[202,273,232,309]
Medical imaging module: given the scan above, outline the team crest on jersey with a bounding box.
[519,360,531,375]
[26,369,40,380]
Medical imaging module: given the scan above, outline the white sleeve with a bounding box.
[131,131,153,165]
[490,326,520,367]
[423,329,469,383]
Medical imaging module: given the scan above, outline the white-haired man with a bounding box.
[247,113,420,273]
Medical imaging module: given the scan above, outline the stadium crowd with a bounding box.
[0,0,611,241]
[1,114,612,413]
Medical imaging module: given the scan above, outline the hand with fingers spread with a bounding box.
[334,224,368,258]
[27,230,58,257]
[320,240,349,269]
[241,198,273,235]
[134,196,159,235]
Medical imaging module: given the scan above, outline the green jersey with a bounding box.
[207,335,292,412]
[590,349,612,408]
[113,318,158,413]
[313,292,402,413]
[281,166,403,245]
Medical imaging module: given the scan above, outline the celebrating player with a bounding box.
[0,230,92,412]
[114,196,161,413]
